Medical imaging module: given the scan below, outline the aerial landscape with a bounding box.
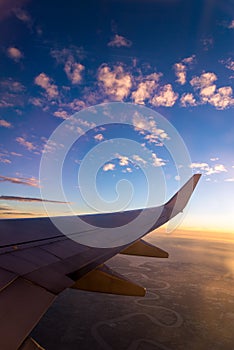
[0,0,233,349]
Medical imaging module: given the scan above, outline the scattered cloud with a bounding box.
[53,110,70,120]
[190,162,227,175]
[150,84,178,107]
[221,58,234,71]
[94,133,104,141]
[34,73,59,99]
[116,154,129,166]
[201,37,213,51]
[51,47,85,84]
[0,119,12,128]
[103,163,115,171]
[64,61,84,84]
[225,178,234,182]
[208,86,234,109]
[180,93,197,107]
[228,20,234,29]
[16,136,36,151]
[190,72,234,109]
[174,55,195,85]
[13,7,33,27]
[108,34,132,48]
[0,79,25,92]
[190,72,217,89]
[132,73,161,104]
[0,195,69,203]
[151,152,165,167]
[0,175,39,187]
[132,154,147,166]
[7,47,23,62]
[97,65,132,101]
[210,157,219,161]
[174,63,186,85]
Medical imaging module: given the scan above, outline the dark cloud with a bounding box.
[0,195,70,203]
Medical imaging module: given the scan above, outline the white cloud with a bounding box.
[0,79,25,92]
[151,153,165,167]
[190,72,217,89]
[0,119,12,128]
[0,175,39,187]
[7,47,23,62]
[16,137,36,151]
[180,93,197,107]
[64,61,84,84]
[182,55,196,65]
[210,157,219,161]
[98,65,132,101]
[53,110,70,119]
[225,178,234,182]
[34,73,59,99]
[150,84,178,107]
[132,73,161,104]
[103,163,115,171]
[118,155,129,166]
[208,86,234,109]
[108,34,132,48]
[190,162,227,175]
[94,133,104,142]
[132,154,147,166]
[174,63,186,85]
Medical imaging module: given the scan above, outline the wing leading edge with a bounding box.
[0,174,201,349]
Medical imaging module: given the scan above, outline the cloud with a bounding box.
[13,7,33,27]
[0,0,29,21]
[51,47,85,84]
[150,84,178,107]
[7,47,23,62]
[208,86,234,110]
[174,63,186,85]
[225,178,234,182]
[132,73,161,104]
[16,136,36,151]
[174,55,195,85]
[221,58,234,71]
[53,110,70,120]
[115,154,129,166]
[34,73,59,99]
[151,153,165,167]
[0,78,25,92]
[64,61,84,84]
[190,72,217,89]
[108,34,132,48]
[0,195,69,203]
[132,154,147,166]
[228,20,234,29]
[201,37,213,51]
[180,93,197,107]
[190,162,227,175]
[210,157,219,161]
[94,133,104,142]
[0,175,39,187]
[190,72,234,109]
[97,65,132,101]
[103,163,115,171]
[0,119,12,128]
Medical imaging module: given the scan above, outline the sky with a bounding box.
[0,0,233,233]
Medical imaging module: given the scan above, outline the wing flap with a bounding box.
[0,277,55,350]
[120,239,169,258]
[72,264,146,296]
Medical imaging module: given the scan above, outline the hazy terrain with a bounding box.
[32,230,234,350]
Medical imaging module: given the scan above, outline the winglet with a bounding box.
[165,174,201,216]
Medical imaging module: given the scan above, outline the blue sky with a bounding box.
[0,0,233,233]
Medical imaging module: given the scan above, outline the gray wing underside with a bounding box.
[0,174,201,349]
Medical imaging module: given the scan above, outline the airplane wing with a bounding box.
[0,174,201,350]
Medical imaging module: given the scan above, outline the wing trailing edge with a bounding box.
[120,239,168,258]
[71,264,146,297]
